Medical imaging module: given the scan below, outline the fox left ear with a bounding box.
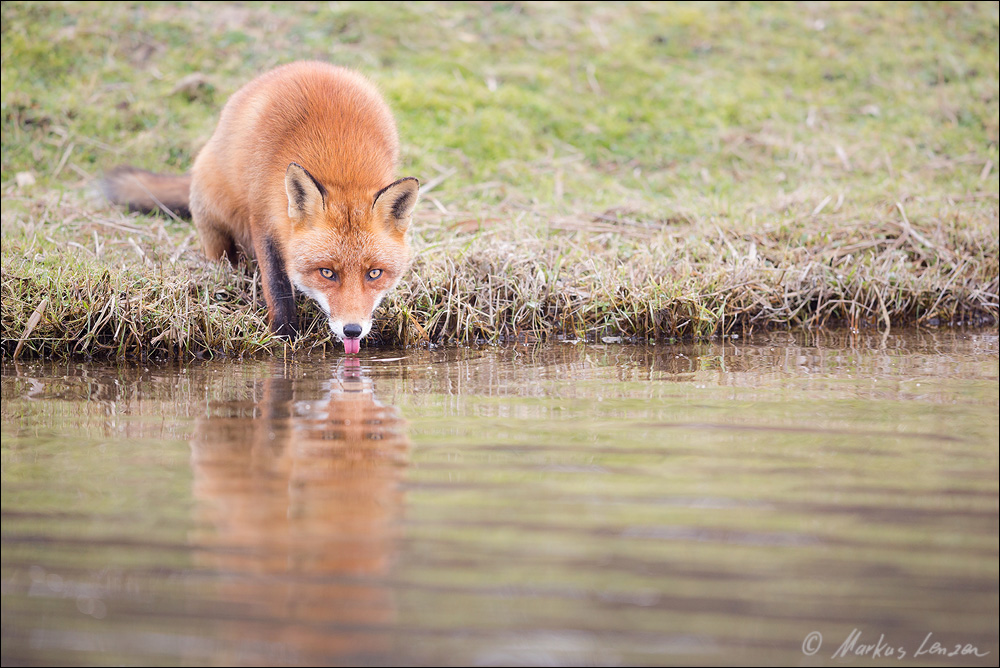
[285,163,326,222]
[372,177,419,233]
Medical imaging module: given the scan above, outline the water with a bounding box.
[2,330,998,665]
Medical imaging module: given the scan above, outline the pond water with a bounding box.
[2,330,998,666]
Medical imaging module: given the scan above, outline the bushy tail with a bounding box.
[100,166,192,219]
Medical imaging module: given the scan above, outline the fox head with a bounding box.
[282,162,418,354]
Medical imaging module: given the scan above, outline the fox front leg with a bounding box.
[254,231,299,339]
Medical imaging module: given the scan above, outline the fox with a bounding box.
[101,61,419,354]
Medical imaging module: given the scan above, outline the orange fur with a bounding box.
[102,61,419,349]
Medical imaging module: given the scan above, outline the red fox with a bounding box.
[102,61,419,354]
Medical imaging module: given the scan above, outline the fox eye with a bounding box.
[319,268,337,281]
[367,268,382,280]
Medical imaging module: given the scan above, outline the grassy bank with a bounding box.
[2,1,997,358]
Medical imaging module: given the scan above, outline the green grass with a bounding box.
[2,1,997,358]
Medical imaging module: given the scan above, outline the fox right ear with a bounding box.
[285,163,326,222]
[372,177,419,233]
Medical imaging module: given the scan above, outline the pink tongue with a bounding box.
[343,338,361,354]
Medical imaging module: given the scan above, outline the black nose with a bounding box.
[343,323,363,339]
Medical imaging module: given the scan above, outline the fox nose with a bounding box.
[343,323,363,339]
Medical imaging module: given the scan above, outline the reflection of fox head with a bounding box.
[282,165,419,353]
[189,365,408,659]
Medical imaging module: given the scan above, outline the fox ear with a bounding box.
[372,177,419,233]
[285,163,326,222]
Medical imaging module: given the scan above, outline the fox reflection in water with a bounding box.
[189,360,408,664]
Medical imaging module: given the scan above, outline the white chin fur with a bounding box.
[328,319,372,341]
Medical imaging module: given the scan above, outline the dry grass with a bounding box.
[2,1,997,359]
[3,186,994,360]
